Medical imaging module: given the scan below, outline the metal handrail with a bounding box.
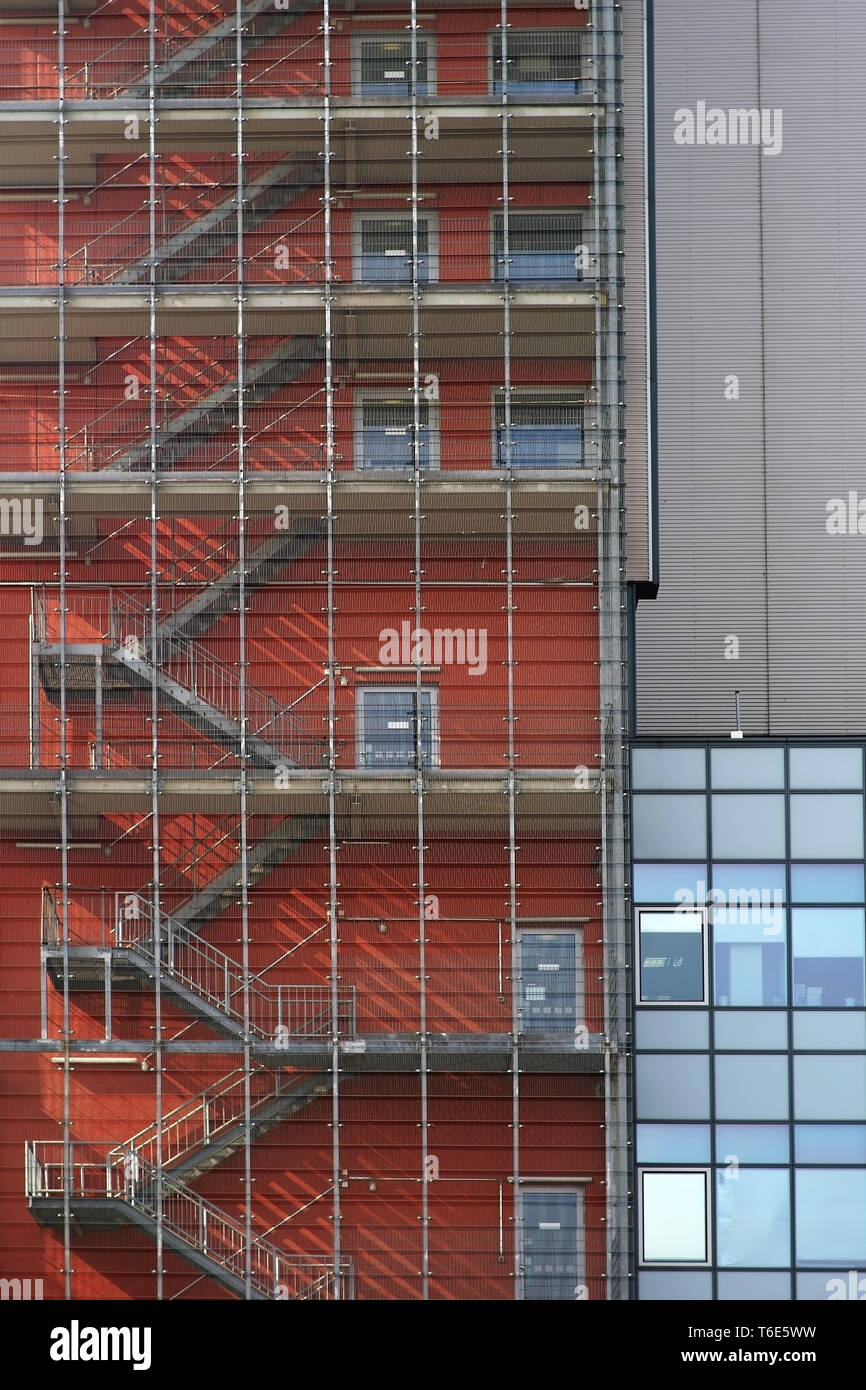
[24,1141,351,1300]
[42,886,356,1042]
[109,590,314,765]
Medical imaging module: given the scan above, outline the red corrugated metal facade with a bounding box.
[0,0,629,1302]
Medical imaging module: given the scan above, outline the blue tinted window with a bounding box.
[637,1124,711,1164]
[790,863,865,903]
[796,1169,866,1265]
[711,863,786,900]
[795,1125,866,1164]
[792,908,865,1008]
[633,864,708,903]
[790,795,864,859]
[716,1168,790,1268]
[715,1125,790,1164]
[713,907,786,1008]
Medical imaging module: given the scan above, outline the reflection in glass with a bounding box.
[792,908,865,1008]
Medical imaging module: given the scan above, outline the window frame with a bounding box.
[636,905,709,1007]
[517,1184,587,1300]
[355,683,440,770]
[513,924,585,1038]
[490,207,588,283]
[638,1167,712,1267]
[351,32,437,99]
[352,209,439,285]
[491,387,588,471]
[352,388,440,472]
[488,29,586,98]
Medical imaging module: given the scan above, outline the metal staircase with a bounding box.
[96,155,322,286]
[91,336,323,472]
[154,519,327,645]
[168,814,327,929]
[68,0,318,102]
[32,521,328,770]
[110,1066,332,1187]
[25,1141,350,1300]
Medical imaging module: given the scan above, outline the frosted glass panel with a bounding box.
[789,747,862,790]
[717,1168,790,1267]
[796,1170,866,1266]
[632,748,706,790]
[636,1055,710,1120]
[790,795,863,859]
[641,1170,708,1263]
[711,747,784,789]
[633,796,707,858]
[715,1055,789,1120]
[794,1056,866,1120]
[711,796,785,859]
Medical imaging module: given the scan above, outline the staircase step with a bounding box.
[112,156,321,287]
[122,0,316,100]
[157,518,327,643]
[105,336,323,472]
[173,814,326,928]
[108,646,292,768]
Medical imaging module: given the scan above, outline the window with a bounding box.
[493,211,586,282]
[790,794,864,858]
[795,1169,866,1266]
[520,1189,585,1300]
[356,686,438,768]
[354,35,433,98]
[637,908,707,1005]
[792,908,865,1007]
[355,396,436,471]
[633,864,708,903]
[495,392,585,469]
[632,794,707,858]
[491,31,586,96]
[713,903,787,1007]
[640,1169,710,1265]
[516,928,583,1036]
[711,794,786,858]
[355,215,434,284]
[716,1167,790,1268]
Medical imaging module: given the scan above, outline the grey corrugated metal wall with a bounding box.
[637,0,866,735]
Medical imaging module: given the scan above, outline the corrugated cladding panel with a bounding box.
[637,0,769,736]
[622,0,651,584]
[639,0,866,736]
[759,0,866,733]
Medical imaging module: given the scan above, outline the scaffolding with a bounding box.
[0,0,632,1301]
